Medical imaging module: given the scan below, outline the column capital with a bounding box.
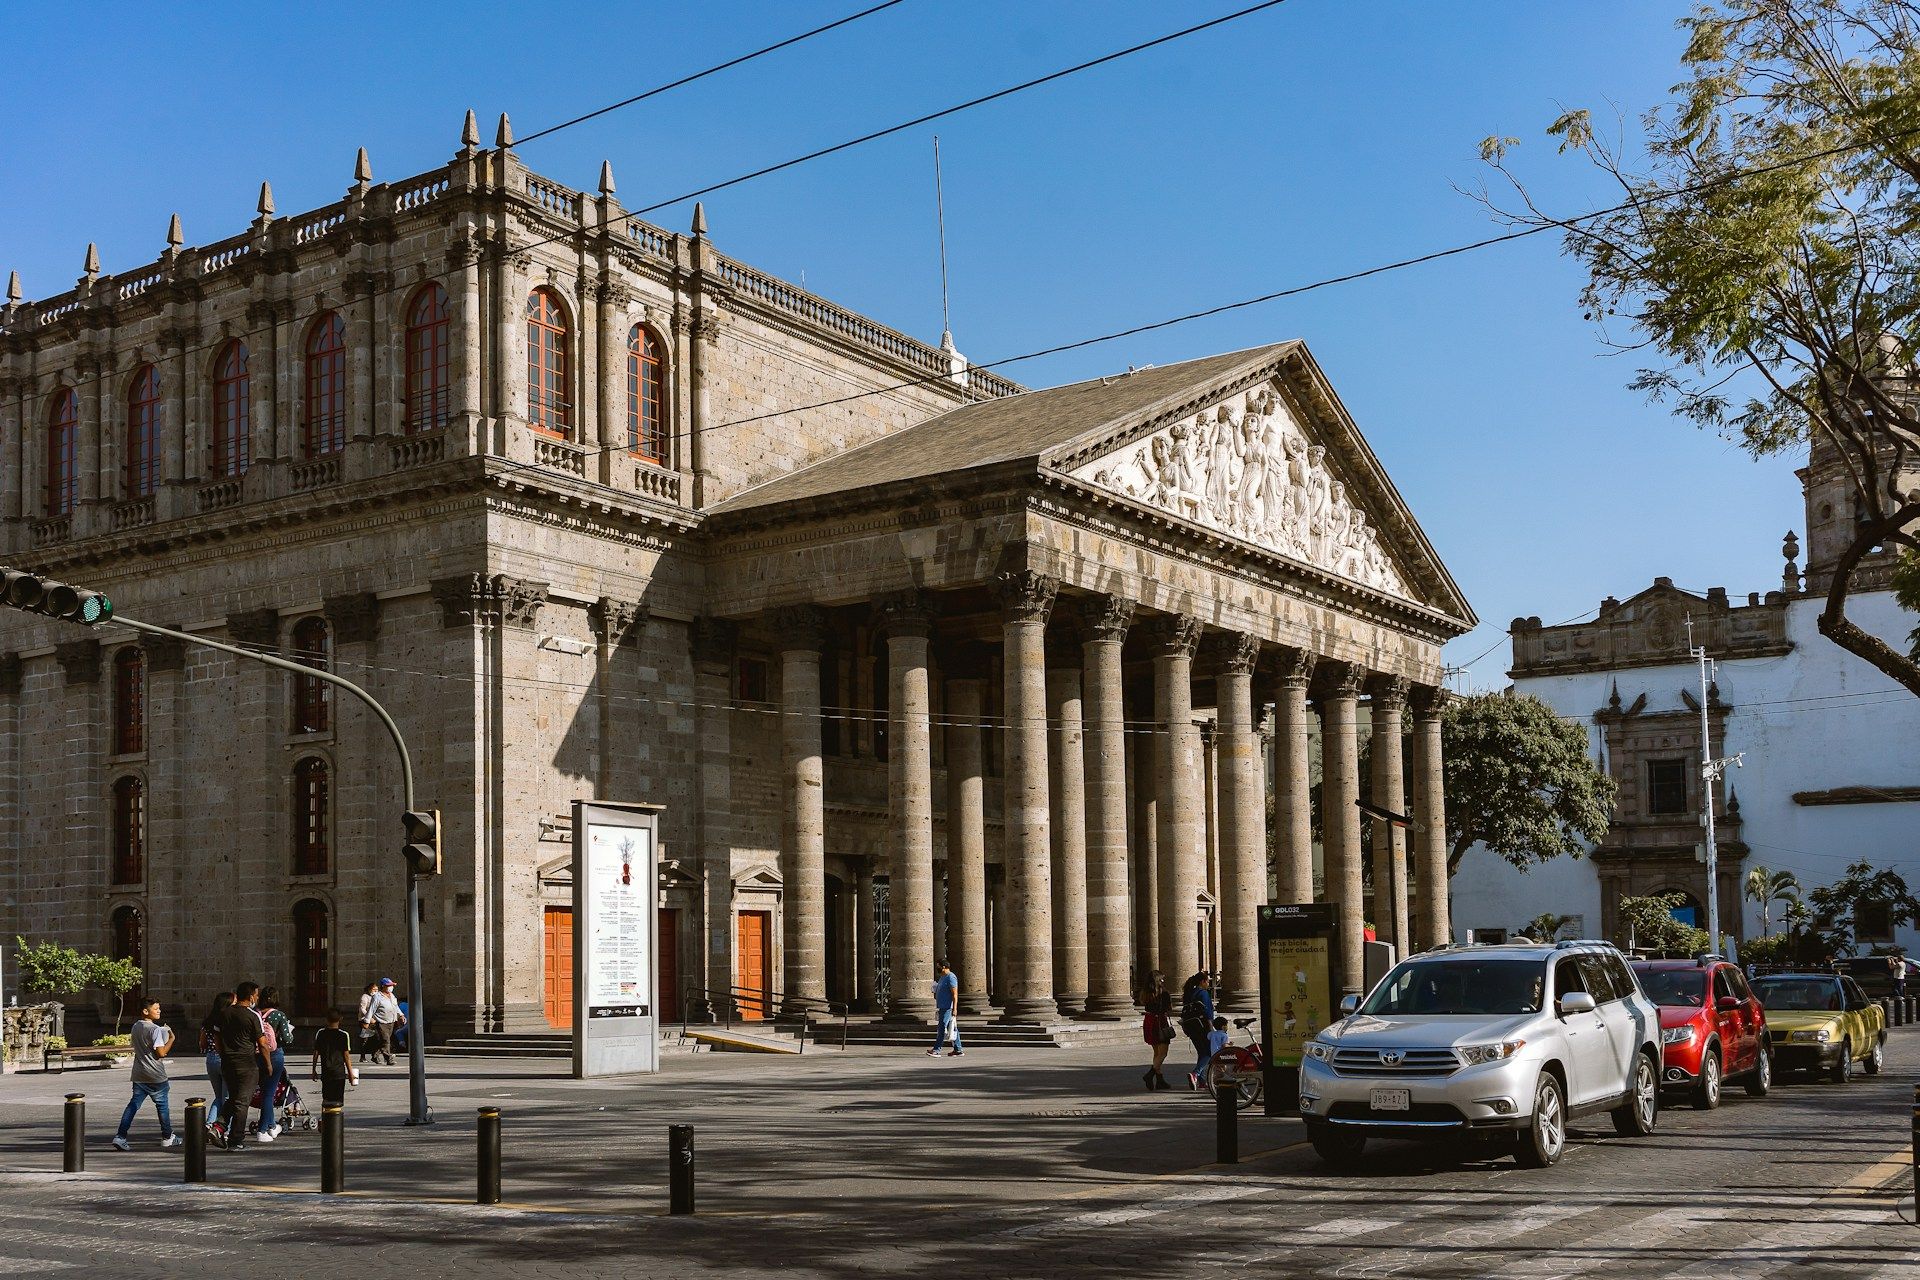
[1409,683,1450,718]
[55,639,102,685]
[323,591,381,646]
[1076,592,1135,643]
[1368,673,1411,712]
[1310,659,1365,706]
[226,607,280,649]
[874,589,934,641]
[1204,630,1260,676]
[430,573,548,630]
[1142,612,1202,660]
[991,569,1057,624]
[771,603,828,650]
[589,597,648,648]
[140,629,187,674]
[1275,645,1316,692]
[690,616,737,671]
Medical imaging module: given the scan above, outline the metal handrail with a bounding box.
[678,984,850,1051]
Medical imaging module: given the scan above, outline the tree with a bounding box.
[1520,911,1579,942]
[1806,860,1920,956]
[1481,0,1920,698]
[1744,866,1803,935]
[1618,892,1714,956]
[85,955,143,1037]
[1443,691,1617,875]
[13,938,87,1000]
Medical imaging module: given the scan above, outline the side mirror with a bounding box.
[1558,992,1597,1015]
[1339,995,1360,1016]
[1716,996,1740,1013]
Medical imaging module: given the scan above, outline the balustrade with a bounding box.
[110,497,156,531]
[632,461,681,502]
[533,435,587,477]
[525,176,581,220]
[390,432,446,471]
[196,479,242,513]
[30,515,71,547]
[289,456,342,492]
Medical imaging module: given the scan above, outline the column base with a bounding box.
[998,997,1058,1025]
[885,997,937,1024]
[958,997,998,1017]
[1079,994,1137,1021]
[1054,991,1088,1020]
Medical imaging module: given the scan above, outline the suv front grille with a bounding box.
[1331,1048,1460,1076]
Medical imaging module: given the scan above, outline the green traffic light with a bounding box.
[78,593,111,625]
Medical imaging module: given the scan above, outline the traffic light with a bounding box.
[402,809,441,877]
[0,567,113,625]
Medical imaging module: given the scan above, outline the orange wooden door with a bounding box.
[543,906,574,1029]
[735,911,769,1021]
[658,907,681,1023]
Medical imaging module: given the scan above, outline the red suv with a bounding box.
[1630,958,1771,1109]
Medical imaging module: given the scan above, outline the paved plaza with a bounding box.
[1,1031,1917,1278]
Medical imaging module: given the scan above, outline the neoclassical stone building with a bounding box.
[0,116,1473,1034]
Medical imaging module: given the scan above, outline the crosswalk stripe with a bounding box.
[1658,1208,1903,1279]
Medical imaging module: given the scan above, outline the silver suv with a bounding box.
[1298,941,1662,1168]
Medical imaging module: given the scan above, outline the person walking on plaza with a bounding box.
[1140,971,1175,1091]
[199,992,232,1130]
[1891,952,1908,1002]
[356,981,378,1063]
[927,961,964,1057]
[214,982,271,1150]
[112,998,181,1152]
[311,1008,357,1110]
[255,987,295,1142]
[1179,973,1216,1091]
[364,978,405,1066]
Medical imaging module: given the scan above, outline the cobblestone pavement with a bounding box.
[2,1032,1916,1278]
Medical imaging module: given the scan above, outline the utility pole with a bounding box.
[1686,618,1743,957]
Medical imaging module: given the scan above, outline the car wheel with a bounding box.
[1612,1051,1659,1137]
[1864,1038,1883,1076]
[1514,1072,1566,1168]
[1743,1047,1771,1098]
[1692,1048,1721,1111]
[1830,1040,1853,1084]
[1308,1124,1366,1168]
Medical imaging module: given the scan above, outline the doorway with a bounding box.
[543,905,574,1029]
[735,910,771,1021]
[658,906,681,1023]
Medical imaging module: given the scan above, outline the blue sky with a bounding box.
[1,1,1798,678]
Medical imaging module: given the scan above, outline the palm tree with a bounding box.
[1521,912,1577,943]
[1745,867,1802,936]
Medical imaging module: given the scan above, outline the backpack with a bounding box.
[263,1007,295,1053]
[254,1007,278,1054]
[1180,988,1209,1039]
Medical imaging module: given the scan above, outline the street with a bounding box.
[1,1031,1914,1279]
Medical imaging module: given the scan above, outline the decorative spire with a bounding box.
[1607,677,1622,712]
[354,146,373,185]
[167,213,184,250]
[1781,529,1801,594]
[83,242,100,280]
[691,201,707,238]
[461,108,480,152]
[598,159,615,196]
[256,180,275,219]
[6,270,20,305]
[1726,784,1741,817]
[495,112,514,149]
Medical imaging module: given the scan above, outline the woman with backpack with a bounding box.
[199,992,233,1126]
[1179,973,1216,1090]
[255,987,296,1142]
[1140,971,1175,1090]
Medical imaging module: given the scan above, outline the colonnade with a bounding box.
[769,578,1449,1021]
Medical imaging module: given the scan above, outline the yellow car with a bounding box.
[1751,972,1887,1082]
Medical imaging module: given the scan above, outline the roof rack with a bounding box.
[1553,938,1615,950]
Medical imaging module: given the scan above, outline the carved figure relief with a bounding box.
[1074,383,1410,597]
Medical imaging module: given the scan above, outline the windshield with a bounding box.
[1752,978,1844,1012]
[1360,958,1547,1016]
[1633,969,1707,1008]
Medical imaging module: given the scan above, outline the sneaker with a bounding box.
[206,1123,226,1149]
[927,1048,939,1056]
[263,1125,282,1139]
[112,1136,132,1152]
[949,1050,963,1056]
[384,1056,395,1066]
[159,1135,182,1149]
[255,1129,275,1143]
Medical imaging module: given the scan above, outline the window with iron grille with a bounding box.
[210,341,251,477]
[293,757,330,876]
[45,388,77,516]
[526,288,571,437]
[291,616,332,734]
[111,776,145,884]
[113,647,145,755]
[1645,757,1689,816]
[125,365,162,498]
[293,899,330,1017]
[303,312,347,457]
[405,284,451,434]
[627,324,667,463]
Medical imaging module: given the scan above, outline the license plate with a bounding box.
[1370,1088,1411,1111]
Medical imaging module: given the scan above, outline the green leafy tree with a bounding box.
[85,955,143,1036]
[12,938,88,1000]
[1807,860,1920,956]
[1442,691,1617,875]
[1520,912,1579,942]
[1744,866,1803,936]
[1481,0,1920,698]
[1617,892,1714,956]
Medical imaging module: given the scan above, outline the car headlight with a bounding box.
[1458,1039,1526,1065]
[1789,1029,1832,1043]
[1661,1026,1695,1046]
[1304,1041,1334,1062]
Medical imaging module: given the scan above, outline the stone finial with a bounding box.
[462,108,481,151]
[1781,530,1801,594]
[7,270,21,304]
[82,242,100,280]
[166,213,184,250]
[256,180,276,219]
[495,112,514,149]
[691,201,708,238]
[598,160,615,196]
[354,146,373,185]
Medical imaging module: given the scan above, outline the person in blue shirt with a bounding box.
[1180,973,1216,1089]
[928,960,964,1057]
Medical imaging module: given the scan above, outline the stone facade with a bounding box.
[0,120,1474,1031]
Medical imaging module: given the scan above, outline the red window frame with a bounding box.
[111,776,145,885]
[293,757,330,876]
[291,617,332,734]
[46,388,78,516]
[293,899,330,1016]
[626,325,667,463]
[526,288,571,437]
[303,313,347,458]
[125,366,162,499]
[211,341,250,477]
[405,284,451,434]
[113,647,145,755]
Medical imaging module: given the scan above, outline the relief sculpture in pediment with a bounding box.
[1073,384,1410,597]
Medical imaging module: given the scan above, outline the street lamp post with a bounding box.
[1687,620,1743,959]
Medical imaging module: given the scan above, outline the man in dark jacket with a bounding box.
[214,982,271,1150]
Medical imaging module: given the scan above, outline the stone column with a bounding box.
[454,229,485,445]
[775,604,828,1010]
[1209,632,1263,1010]
[1271,648,1316,904]
[879,591,936,1022]
[1129,682,1159,978]
[993,569,1057,1022]
[1078,594,1134,1017]
[1044,625,1089,1017]
[1148,615,1204,982]
[1410,685,1451,950]
[943,649,990,1014]
[1314,662,1366,995]
[1368,676,1411,958]
[690,617,736,1013]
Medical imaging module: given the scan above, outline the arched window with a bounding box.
[46,388,78,516]
[211,340,251,477]
[293,757,330,876]
[404,284,451,434]
[291,616,332,734]
[112,647,145,755]
[111,776,145,885]
[627,325,667,463]
[293,899,330,1017]
[526,288,571,437]
[303,313,347,458]
[111,905,144,1019]
[125,366,162,499]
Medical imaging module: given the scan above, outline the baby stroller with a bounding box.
[245,1075,316,1134]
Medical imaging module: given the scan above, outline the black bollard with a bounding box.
[320,1105,344,1193]
[477,1108,502,1205]
[183,1099,207,1183]
[62,1094,85,1173]
[669,1123,695,1215]
[1215,1077,1239,1164]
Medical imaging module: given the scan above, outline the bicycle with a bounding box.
[1205,1016,1265,1110]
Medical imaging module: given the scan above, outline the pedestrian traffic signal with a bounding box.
[0,567,113,625]
[402,809,440,877]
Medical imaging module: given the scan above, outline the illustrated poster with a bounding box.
[584,822,650,1018]
[1265,934,1332,1067]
